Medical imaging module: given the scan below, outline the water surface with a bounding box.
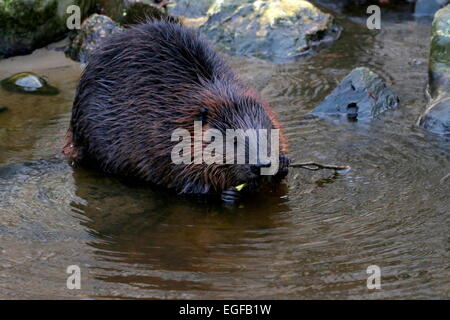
[0,6,448,299]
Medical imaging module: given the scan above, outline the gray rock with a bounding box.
[199,0,341,62]
[415,0,450,17]
[311,67,399,120]
[65,14,123,63]
[168,0,216,18]
[1,72,59,95]
[419,97,450,135]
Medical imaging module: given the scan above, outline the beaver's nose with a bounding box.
[250,161,271,174]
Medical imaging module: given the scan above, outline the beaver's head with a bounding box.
[171,88,289,200]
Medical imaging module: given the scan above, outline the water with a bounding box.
[0,6,448,299]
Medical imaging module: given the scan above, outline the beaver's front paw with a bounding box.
[276,155,290,178]
[221,187,241,202]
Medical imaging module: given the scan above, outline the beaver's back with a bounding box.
[69,21,238,179]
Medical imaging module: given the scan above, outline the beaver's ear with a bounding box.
[197,107,209,123]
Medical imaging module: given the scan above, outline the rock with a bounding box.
[120,1,178,26]
[65,14,123,63]
[415,0,450,17]
[418,4,450,135]
[0,0,95,59]
[409,59,425,66]
[65,1,175,63]
[428,4,450,98]
[168,0,216,18]
[1,72,59,95]
[419,97,450,135]
[199,0,341,62]
[167,0,213,27]
[311,67,399,120]
[0,106,8,113]
[96,0,172,25]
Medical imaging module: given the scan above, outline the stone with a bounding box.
[419,97,450,135]
[311,67,399,120]
[1,72,59,95]
[199,0,341,62]
[415,0,450,18]
[419,4,450,135]
[96,0,171,25]
[0,0,95,59]
[168,0,216,18]
[65,14,123,63]
[428,4,450,99]
[120,1,176,25]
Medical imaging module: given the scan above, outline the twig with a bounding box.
[289,162,351,172]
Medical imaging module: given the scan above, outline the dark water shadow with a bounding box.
[69,166,291,296]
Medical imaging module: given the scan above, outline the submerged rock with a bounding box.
[311,67,399,120]
[65,14,123,63]
[0,0,95,59]
[419,97,450,135]
[419,4,450,135]
[0,106,8,113]
[199,0,341,62]
[1,72,59,95]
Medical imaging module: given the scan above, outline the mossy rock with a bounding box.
[420,4,450,135]
[0,0,96,59]
[429,4,450,98]
[1,72,59,95]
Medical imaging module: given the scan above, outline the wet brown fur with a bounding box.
[64,20,289,195]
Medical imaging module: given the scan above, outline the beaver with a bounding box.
[63,20,289,201]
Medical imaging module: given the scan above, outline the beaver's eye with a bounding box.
[197,107,208,122]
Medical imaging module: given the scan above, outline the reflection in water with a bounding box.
[71,168,291,297]
[0,5,449,299]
